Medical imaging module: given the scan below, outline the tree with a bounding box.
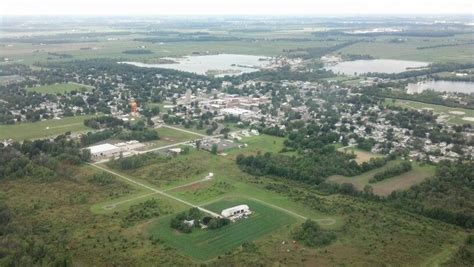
[211,144,218,155]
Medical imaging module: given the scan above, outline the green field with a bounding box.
[385,98,474,125]
[329,161,436,196]
[338,34,474,64]
[25,82,92,94]
[148,198,297,261]
[0,115,96,140]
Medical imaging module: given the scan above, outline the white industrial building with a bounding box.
[87,143,121,159]
[221,204,251,220]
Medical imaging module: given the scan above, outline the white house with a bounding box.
[221,205,251,219]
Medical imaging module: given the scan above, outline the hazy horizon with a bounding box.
[1,0,473,16]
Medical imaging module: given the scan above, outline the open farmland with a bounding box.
[25,82,92,94]
[0,115,96,140]
[148,197,297,260]
[328,161,436,196]
[338,34,474,64]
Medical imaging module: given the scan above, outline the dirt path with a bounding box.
[89,163,221,217]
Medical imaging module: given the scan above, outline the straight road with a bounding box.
[89,163,221,218]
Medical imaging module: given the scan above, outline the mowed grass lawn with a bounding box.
[25,82,92,94]
[329,161,435,196]
[149,198,296,261]
[0,115,96,140]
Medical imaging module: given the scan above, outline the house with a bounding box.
[221,205,251,220]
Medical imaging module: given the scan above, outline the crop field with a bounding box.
[0,115,96,140]
[1,36,341,65]
[148,197,297,261]
[338,34,474,63]
[328,161,436,196]
[385,98,474,125]
[25,82,92,94]
[338,146,383,164]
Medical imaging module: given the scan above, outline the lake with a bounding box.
[407,80,474,94]
[121,54,270,77]
[326,59,430,75]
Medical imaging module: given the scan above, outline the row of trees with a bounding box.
[370,161,412,183]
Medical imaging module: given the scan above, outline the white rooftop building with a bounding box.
[221,205,251,220]
[87,143,121,159]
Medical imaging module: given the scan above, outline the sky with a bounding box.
[1,0,473,16]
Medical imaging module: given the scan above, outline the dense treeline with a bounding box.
[370,161,412,183]
[388,161,474,228]
[0,192,72,266]
[286,41,358,59]
[236,148,393,185]
[84,116,124,129]
[122,49,153,54]
[292,219,336,247]
[0,135,90,181]
[365,63,474,80]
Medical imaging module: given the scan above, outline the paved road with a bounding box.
[161,125,207,137]
[89,163,222,218]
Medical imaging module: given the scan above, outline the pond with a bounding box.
[121,54,270,77]
[325,59,430,75]
[407,80,474,94]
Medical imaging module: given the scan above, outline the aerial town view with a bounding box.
[0,0,473,266]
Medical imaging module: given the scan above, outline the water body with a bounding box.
[407,80,474,94]
[326,59,430,75]
[121,54,270,77]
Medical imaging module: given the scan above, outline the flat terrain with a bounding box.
[25,82,92,94]
[328,161,436,196]
[0,115,96,140]
[338,34,474,64]
[149,197,297,260]
[338,146,383,164]
[385,98,474,125]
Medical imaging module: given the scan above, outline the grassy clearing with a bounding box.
[338,146,383,164]
[328,161,435,196]
[148,197,297,261]
[25,82,92,94]
[136,126,200,150]
[385,98,474,125]
[0,115,96,140]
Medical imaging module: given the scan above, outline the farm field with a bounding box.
[338,35,474,64]
[148,197,297,261]
[25,82,92,94]
[0,115,96,140]
[328,161,436,196]
[385,98,474,125]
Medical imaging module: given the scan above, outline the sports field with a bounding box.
[0,115,96,140]
[25,82,93,94]
[148,197,297,260]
